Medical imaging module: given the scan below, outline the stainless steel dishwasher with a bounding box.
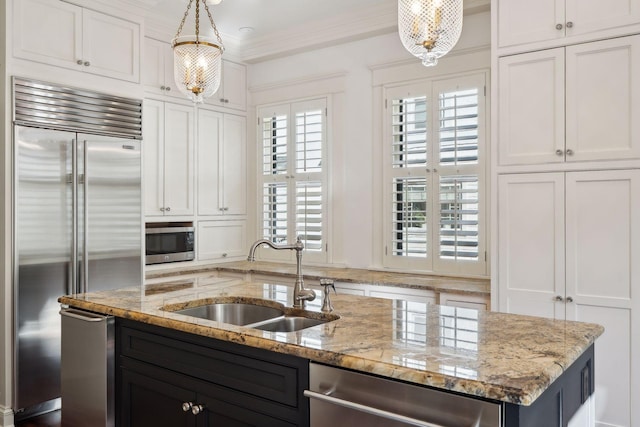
[60,308,115,427]
[305,362,501,427]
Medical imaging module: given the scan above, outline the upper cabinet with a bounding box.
[206,60,247,111]
[497,0,640,51]
[12,0,141,83]
[143,37,180,98]
[498,34,640,166]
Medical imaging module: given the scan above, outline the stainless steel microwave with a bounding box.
[145,226,195,265]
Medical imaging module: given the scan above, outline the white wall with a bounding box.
[248,11,491,270]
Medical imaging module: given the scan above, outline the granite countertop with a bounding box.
[59,271,603,406]
[146,260,491,297]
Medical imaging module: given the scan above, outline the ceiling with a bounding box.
[128,0,490,63]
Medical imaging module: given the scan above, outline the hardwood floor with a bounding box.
[15,410,60,427]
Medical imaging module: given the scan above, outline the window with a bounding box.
[257,98,327,263]
[383,74,486,275]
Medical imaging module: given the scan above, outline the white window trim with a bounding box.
[381,72,488,276]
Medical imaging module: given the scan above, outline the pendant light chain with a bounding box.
[174,0,193,40]
[203,0,225,50]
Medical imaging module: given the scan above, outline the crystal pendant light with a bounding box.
[172,0,225,103]
[398,0,463,67]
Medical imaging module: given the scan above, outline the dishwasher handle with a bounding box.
[60,308,108,322]
[304,390,447,427]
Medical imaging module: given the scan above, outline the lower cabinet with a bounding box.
[116,319,309,427]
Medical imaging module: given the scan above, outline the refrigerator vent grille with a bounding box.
[13,77,142,139]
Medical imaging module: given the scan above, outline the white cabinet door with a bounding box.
[222,114,247,215]
[498,49,565,166]
[565,0,640,38]
[197,109,246,216]
[143,100,165,216]
[143,38,179,97]
[206,60,247,111]
[163,103,195,216]
[565,35,640,162]
[12,0,140,83]
[564,170,640,427]
[13,0,82,69]
[82,9,140,82]
[143,101,194,217]
[197,220,247,260]
[497,0,564,48]
[498,173,565,319]
[197,108,223,215]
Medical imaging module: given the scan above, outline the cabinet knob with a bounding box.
[77,59,84,65]
[566,296,574,303]
[566,21,574,28]
[555,295,564,302]
[191,404,204,415]
[159,207,165,212]
[182,402,193,412]
[556,23,563,30]
[165,207,171,212]
[83,61,90,67]
[222,253,228,258]
[160,85,166,90]
[166,87,171,91]
[555,149,564,156]
[566,149,574,156]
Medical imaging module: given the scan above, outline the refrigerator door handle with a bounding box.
[71,139,78,295]
[82,140,89,294]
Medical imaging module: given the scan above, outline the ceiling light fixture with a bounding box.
[172,0,225,103]
[398,0,463,67]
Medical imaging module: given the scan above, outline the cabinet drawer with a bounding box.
[118,320,305,408]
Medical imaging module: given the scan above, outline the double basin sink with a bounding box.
[163,298,339,332]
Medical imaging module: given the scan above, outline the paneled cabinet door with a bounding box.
[498,35,640,166]
[497,0,640,48]
[498,49,565,166]
[143,100,194,217]
[208,61,247,111]
[143,37,179,97]
[564,170,640,427]
[497,173,566,319]
[12,0,140,83]
[197,110,246,216]
[197,220,246,261]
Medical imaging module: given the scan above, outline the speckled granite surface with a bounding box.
[146,260,491,297]
[59,271,603,406]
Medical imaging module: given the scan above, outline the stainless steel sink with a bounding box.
[172,303,284,326]
[252,316,328,332]
[165,298,338,332]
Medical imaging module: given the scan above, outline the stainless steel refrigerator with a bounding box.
[12,78,143,420]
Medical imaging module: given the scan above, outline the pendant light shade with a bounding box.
[172,0,224,103]
[398,0,463,67]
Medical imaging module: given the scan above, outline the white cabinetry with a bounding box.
[13,0,140,83]
[498,35,640,166]
[497,170,640,427]
[196,109,247,216]
[143,99,195,217]
[143,37,179,97]
[206,60,247,111]
[197,220,247,261]
[497,0,640,49]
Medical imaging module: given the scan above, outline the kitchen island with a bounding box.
[60,271,603,426]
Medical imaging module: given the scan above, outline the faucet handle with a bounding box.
[320,279,336,313]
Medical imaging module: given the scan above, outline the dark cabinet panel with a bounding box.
[116,319,309,427]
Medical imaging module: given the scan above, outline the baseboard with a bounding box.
[0,405,14,427]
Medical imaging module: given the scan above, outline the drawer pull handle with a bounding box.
[304,390,446,427]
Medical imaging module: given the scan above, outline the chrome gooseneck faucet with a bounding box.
[247,237,316,308]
